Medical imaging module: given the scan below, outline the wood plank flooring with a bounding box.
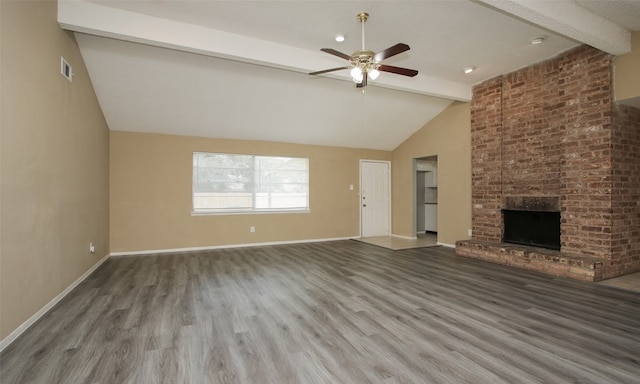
[1,240,639,383]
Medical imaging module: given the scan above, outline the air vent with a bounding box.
[61,57,72,82]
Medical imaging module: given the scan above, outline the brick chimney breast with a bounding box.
[457,45,640,282]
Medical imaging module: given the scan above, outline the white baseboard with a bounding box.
[109,236,355,257]
[0,253,110,353]
[438,242,456,248]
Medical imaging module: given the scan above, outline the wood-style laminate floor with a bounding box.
[1,240,639,383]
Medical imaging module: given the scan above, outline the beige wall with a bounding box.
[615,31,640,104]
[391,102,471,245]
[0,1,110,341]
[110,131,390,253]
[0,0,470,343]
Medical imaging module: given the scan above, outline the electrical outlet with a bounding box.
[89,242,96,254]
[467,229,472,236]
[250,226,256,233]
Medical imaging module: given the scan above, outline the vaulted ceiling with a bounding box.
[59,1,640,150]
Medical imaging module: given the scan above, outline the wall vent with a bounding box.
[61,57,72,82]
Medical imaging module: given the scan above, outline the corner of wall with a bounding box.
[391,101,471,245]
[1,0,110,341]
[614,31,640,106]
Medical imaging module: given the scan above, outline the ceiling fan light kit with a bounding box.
[310,12,418,89]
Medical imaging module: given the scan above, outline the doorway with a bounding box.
[415,156,438,240]
[360,160,390,237]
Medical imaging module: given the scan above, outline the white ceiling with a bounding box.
[59,0,640,151]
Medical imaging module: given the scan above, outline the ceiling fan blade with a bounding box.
[356,72,368,88]
[378,64,418,77]
[309,66,350,76]
[373,43,410,62]
[320,48,353,61]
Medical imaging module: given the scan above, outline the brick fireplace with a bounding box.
[456,45,640,282]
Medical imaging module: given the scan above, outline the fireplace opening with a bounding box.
[503,210,560,250]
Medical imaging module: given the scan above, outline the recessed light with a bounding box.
[335,34,345,42]
[530,36,546,45]
[464,66,476,74]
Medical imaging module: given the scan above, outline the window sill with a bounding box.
[191,209,310,216]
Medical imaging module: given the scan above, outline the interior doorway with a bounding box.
[414,156,438,240]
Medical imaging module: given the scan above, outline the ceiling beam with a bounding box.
[58,0,471,101]
[478,0,631,55]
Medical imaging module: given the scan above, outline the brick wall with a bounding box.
[464,45,640,280]
[470,78,503,241]
[502,60,562,196]
[558,47,614,258]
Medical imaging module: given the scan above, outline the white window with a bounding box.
[193,152,309,213]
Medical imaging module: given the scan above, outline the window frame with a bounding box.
[191,151,310,215]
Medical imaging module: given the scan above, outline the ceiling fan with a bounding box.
[309,12,418,88]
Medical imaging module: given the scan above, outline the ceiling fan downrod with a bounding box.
[352,12,376,84]
[357,12,368,51]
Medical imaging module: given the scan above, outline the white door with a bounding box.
[360,160,391,237]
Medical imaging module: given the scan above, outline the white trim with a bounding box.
[438,242,456,248]
[191,209,310,216]
[0,253,110,353]
[109,236,355,257]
